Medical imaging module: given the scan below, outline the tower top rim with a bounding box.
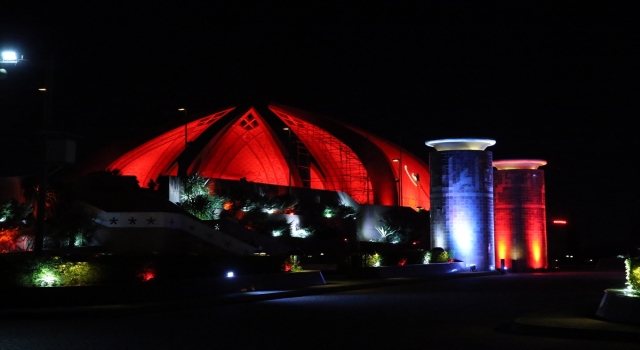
[493,159,547,170]
[425,138,496,151]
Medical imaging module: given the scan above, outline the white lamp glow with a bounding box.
[1,51,18,61]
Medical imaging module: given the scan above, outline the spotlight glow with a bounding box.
[42,273,56,285]
[1,51,18,61]
[451,210,475,257]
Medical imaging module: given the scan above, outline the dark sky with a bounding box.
[1,2,638,255]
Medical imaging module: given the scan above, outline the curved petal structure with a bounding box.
[81,104,431,209]
[189,107,291,186]
[107,108,235,187]
[347,126,431,209]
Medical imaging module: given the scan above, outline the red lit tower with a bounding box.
[493,159,548,271]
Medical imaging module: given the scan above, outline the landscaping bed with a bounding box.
[0,251,322,308]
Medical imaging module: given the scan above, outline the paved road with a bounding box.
[0,271,634,349]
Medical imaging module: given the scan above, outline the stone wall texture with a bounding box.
[494,169,547,271]
[429,150,495,271]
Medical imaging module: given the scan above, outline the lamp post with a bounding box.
[1,51,20,79]
[178,108,187,151]
[34,61,54,254]
[1,51,18,62]
[283,127,292,194]
[392,158,402,206]
[2,51,54,254]
[177,108,189,197]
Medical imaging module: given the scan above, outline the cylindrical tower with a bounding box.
[426,139,496,271]
[493,159,548,271]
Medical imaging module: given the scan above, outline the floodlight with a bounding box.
[1,51,18,61]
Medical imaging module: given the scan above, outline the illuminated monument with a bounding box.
[426,139,496,271]
[64,107,552,263]
[65,104,434,251]
[77,104,431,211]
[493,159,548,271]
[37,104,551,262]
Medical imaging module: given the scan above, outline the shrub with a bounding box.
[375,217,399,243]
[180,194,218,220]
[625,257,640,293]
[263,194,298,213]
[1,199,33,223]
[182,173,211,200]
[365,253,382,267]
[48,203,99,248]
[323,204,357,219]
[17,256,103,287]
[291,223,314,238]
[427,247,452,263]
[0,226,34,253]
[179,173,226,220]
[1,255,141,287]
[266,217,291,237]
[239,207,269,232]
[0,253,288,289]
[374,215,415,244]
[284,255,303,272]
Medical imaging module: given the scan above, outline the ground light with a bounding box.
[0,50,22,79]
[35,268,59,287]
[254,248,268,256]
[1,50,21,82]
[138,268,155,282]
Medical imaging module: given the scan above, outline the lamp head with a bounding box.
[1,51,18,62]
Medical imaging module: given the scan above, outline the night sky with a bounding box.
[1,2,638,256]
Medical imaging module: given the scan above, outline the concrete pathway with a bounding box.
[2,271,639,342]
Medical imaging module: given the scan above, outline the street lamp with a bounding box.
[0,51,21,79]
[1,51,19,62]
[177,108,189,194]
[2,51,59,253]
[1,51,22,78]
[283,127,292,194]
[392,158,402,206]
[178,108,187,151]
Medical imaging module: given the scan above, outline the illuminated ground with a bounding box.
[0,271,635,349]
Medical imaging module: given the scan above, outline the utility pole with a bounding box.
[283,127,292,194]
[34,60,54,254]
[178,108,188,151]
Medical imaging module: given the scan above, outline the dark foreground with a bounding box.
[0,271,636,349]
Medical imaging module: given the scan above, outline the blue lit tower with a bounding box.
[426,139,496,271]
